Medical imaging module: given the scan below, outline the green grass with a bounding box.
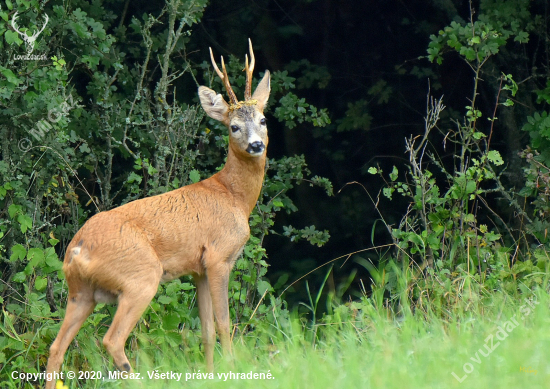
[43,289,550,389]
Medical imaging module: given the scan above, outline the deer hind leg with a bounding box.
[195,274,215,372]
[102,275,160,372]
[45,288,96,389]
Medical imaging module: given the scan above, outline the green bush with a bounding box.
[364,3,547,315]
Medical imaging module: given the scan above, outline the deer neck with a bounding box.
[215,145,266,215]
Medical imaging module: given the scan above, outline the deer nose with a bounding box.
[246,141,265,154]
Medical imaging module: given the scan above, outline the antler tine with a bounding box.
[220,56,238,105]
[244,39,256,101]
[209,47,224,81]
[209,47,238,105]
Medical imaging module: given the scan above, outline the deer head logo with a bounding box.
[11,12,49,55]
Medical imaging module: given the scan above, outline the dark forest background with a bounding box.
[191,0,549,304]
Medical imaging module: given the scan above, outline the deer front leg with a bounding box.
[195,274,215,372]
[207,262,232,357]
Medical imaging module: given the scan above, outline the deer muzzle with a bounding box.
[246,141,265,155]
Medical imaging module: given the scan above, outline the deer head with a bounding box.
[198,39,271,159]
[11,12,49,54]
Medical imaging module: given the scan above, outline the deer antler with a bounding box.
[244,39,255,101]
[209,47,238,105]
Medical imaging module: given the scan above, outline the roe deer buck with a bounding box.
[45,39,270,389]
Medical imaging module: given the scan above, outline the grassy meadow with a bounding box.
[20,286,549,389]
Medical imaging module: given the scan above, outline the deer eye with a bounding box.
[230,125,240,133]
[260,118,266,126]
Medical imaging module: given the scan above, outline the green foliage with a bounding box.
[517,19,550,253]
[521,111,550,163]
[518,149,550,247]
[285,59,331,90]
[428,20,507,65]
[365,2,545,312]
[274,92,331,129]
[336,99,372,132]
[428,0,532,66]
[534,79,550,105]
[299,265,332,328]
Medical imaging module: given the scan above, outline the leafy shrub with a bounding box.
[363,4,546,314]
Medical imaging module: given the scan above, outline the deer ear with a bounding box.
[198,86,229,125]
[252,70,271,112]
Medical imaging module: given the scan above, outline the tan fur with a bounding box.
[45,43,271,389]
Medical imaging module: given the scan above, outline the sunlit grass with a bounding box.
[50,288,550,389]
